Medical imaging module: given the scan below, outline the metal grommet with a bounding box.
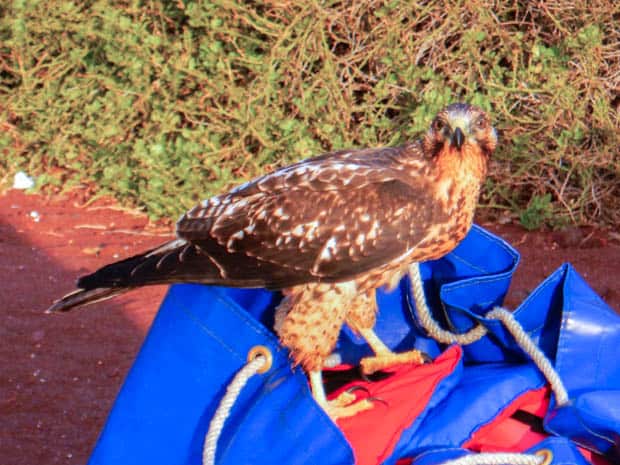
[247,345,273,374]
[535,448,553,465]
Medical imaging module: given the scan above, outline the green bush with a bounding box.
[1,1,619,226]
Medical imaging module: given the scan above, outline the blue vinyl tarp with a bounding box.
[88,225,620,464]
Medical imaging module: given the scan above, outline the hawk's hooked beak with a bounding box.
[451,127,465,150]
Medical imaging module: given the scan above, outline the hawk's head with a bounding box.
[423,103,497,158]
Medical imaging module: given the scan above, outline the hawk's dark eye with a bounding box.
[433,119,445,133]
[475,117,487,130]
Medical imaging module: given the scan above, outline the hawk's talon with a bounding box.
[345,385,370,395]
[367,396,389,407]
[421,352,433,364]
[318,385,377,419]
[330,389,357,407]
[324,397,375,419]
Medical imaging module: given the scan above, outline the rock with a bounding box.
[13,171,35,190]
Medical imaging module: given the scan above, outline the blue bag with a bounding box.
[88,226,620,465]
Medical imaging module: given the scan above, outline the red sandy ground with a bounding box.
[1,189,619,465]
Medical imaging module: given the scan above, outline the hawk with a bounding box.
[48,103,497,418]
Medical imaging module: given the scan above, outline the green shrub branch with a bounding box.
[1,1,619,226]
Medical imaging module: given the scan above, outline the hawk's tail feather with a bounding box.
[75,239,188,290]
[46,239,222,313]
[46,287,128,313]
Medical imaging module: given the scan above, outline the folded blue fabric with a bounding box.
[88,225,619,465]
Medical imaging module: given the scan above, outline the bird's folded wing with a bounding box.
[174,148,439,288]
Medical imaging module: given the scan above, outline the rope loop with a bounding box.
[409,263,488,344]
[203,349,269,465]
[408,263,569,406]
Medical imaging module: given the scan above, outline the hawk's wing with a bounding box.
[174,146,438,288]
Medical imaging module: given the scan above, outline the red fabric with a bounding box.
[465,386,611,465]
[464,387,551,452]
[331,345,462,465]
[330,349,611,465]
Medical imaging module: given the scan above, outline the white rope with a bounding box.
[437,451,545,465]
[410,263,489,344]
[203,355,267,465]
[408,263,570,406]
[485,307,569,406]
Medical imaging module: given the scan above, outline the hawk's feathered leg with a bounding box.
[277,283,426,418]
[346,287,427,376]
[276,282,377,417]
